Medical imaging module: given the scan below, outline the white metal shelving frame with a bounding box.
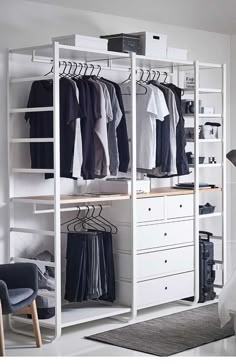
[7,41,226,340]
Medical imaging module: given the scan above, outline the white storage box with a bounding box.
[99,179,150,195]
[52,34,108,51]
[131,32,167,58]
[167,47,188,60]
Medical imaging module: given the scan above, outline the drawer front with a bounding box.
[137,245,194,279]
[166,195,193,219]
[136,220,193,250]
[137,271,194,308]
[137,197,164,223]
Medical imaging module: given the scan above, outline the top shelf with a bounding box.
[9,43,195,69]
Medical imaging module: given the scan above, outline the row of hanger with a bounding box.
[61,205,118,234]
[44,61,177,96]
[45,61,102,78]
[122,68,170,95]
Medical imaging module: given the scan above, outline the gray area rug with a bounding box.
[87,304,235,356]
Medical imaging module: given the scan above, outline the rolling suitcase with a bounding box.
[198,231,216,303]
[185,231,216,303]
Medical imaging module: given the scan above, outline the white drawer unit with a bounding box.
[166,194,193,219]
[136,197,164,223]
[137,245,194,280]
[136,219,193,250]
[137,271,194,308]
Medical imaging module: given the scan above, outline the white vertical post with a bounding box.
[53,42,62,339]
[7,50,14,263]
[222,63,227,286]
[130,52,137,320]
[193,60,200,303]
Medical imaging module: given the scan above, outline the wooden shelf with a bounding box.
[12,187,222,205]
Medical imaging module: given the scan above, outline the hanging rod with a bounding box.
[33,203,112,215]
[31,55,174,75]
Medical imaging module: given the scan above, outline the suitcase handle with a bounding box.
[199,231,213,240]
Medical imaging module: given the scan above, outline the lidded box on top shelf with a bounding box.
[52,34,108,51]
[129,31,167,58]
[100,33,141,53]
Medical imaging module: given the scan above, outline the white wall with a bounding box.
[0,0,232,271]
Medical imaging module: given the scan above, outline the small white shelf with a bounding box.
[12,168,54,174]
[199,212,222,219]
[187,139,222,143]
[10,107,54,113]
[12,302,131,329]
[11,138,54,143]
[184,114,222,118]
[189,163,222,168]
[184,88,222,94]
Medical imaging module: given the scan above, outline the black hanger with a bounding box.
[156,70,161,81]
[66,61,73,78]
[90,204,112,233]
[121,71,132,84]
[144,69,151,83]
[151,70,157,81]
[60,61,67,77]
[44,61,54,76]
[96,64,102,77]
[163,71,168,83]
[74,63,83,79]
[83,63,89,76]
[96,204,118,234]
[78,205,106,232]
[89,64,95,76]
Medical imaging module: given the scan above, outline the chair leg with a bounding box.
[30,300,42,348]
[0,300,5,356]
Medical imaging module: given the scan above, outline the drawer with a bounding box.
[137,245,194,280]
[114,245,194,281]
[166,194,193,219]
[136,220,193,250]
[137,197,164,223]
[137,271,194,308]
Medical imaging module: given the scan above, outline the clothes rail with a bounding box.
[31,56,174,75]
[33,203,111,215]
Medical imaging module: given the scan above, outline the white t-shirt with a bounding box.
[120,83,165,169]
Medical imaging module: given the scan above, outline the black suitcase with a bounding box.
[198,231,216,303]
[185,231,216,303]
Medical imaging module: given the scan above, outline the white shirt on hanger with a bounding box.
[120,83,167,169]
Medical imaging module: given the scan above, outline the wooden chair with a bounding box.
[0,263,42,356]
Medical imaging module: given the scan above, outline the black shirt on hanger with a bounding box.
[165,83,189,176]
[75,78,101,180]
[25,77,81,178]
[101,77,129,173]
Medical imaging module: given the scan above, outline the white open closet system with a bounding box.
[7,41,226,340]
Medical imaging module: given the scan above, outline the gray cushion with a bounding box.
[8,288,34,305]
